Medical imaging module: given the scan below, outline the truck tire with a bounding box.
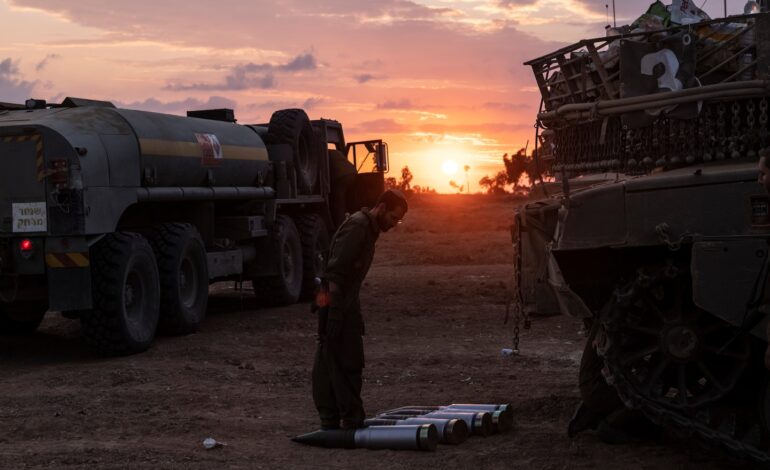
[0,301,47,335]
[296,214,330,300]
[268,109,319,194]
[149,223,209,335]
[81,232,160,356]
[253,215,303,306]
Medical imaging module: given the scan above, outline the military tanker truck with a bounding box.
[0,97,388,356]
[513,9,770,463]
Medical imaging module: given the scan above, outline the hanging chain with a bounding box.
[759,98,767,148]
[743,100,758,158]
[702,104,714,161]
[730,101,742,158]
[523,306,531,330]
[505,299,522,354]
[714,103,727,160]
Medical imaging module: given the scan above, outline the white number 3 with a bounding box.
[640,49,682,93]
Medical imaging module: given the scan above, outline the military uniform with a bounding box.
[312,208,379,428]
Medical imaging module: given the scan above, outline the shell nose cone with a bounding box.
[291,429,355,448]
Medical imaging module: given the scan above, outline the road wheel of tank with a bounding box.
[296,213,331,300]
[81,232,160,356]
[0,301,47,335]
[149,223,209,335]
[577,318,624,414]
[253,215,303,306]
[600,264,750,411]
[268,108,319,194]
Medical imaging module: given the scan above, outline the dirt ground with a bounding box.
[0,194,746,469]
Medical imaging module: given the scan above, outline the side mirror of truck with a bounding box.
[376,143,389,173]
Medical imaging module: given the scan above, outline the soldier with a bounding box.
[311,189,408,430]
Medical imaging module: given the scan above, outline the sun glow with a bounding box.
[442,159,458,175]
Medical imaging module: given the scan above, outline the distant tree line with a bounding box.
[385,166,437,197]
[478,148,540,195]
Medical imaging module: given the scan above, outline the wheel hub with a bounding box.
[125,284,135,308]
[283,243,294,279]
[178,256,198,308]
[662,325,699,360]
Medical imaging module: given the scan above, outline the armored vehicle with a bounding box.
[514,9,770,463]
[0,98,388,355]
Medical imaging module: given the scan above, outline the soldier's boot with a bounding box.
[341,419,365,430]
[319,412,341,430]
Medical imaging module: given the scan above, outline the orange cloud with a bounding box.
[4,0,567,191]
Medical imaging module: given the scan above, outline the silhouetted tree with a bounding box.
[478,170,509,194]
[448,180,464,194]
[385,166,415,197]
[503,148,530,192]
[400,166,413,192]
[525,149,540,185]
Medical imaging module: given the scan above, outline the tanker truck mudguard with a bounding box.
[0,98,388,356]
[514,11,770,464]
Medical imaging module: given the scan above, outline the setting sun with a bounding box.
[442,160,459,175]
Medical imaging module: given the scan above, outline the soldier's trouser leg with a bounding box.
[327,322,365,428]
[312,344,340,428]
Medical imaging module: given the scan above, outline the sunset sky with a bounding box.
[0,0,747,192]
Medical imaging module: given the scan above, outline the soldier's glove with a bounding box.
[325,318,343,343]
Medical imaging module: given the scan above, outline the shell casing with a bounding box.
[354,424,438,451]
[401,417,468,445]
[444,403,511,413]
[424,411,492,437]
[364,418,400,426]
[442,406,513,433]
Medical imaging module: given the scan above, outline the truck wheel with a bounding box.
[268,108,319,194]
[296,214,330,300]
[0,301,47,335]
[253,215,303,306]
[81,232,160,356]
[149,223,209,335]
